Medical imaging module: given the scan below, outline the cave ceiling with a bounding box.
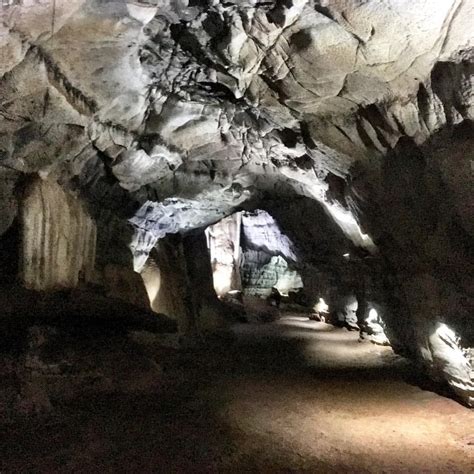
[0,0,473,254]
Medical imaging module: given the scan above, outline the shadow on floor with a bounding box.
[1,317,471,473]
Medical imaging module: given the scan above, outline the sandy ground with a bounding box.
[1,315,473,473]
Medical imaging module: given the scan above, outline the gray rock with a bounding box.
[0,0,472,405]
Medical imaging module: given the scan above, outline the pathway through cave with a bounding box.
[2,313,473,473]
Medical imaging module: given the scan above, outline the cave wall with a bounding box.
[241,250,303,297]
[255,198,361,313]
[141,235,188,323]
[102,263,150,311]
[350,126,474,405]
[184,232,229,333]
[141,232,229,336]
[205,209,304,297]
[239,210,303,296]
[258,197,355,307]
[18,177,151,310]
[206,213,242,296]
[2,173,221,338]
[20,178,96,290]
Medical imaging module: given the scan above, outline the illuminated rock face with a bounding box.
[20,178,96,291]
[206,213,242,297]
[206,210,303,297]
[0,1,473,405]
[241,251,303,297]
[239,210,302,296]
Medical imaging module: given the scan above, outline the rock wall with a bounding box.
[239,210,302,297]
[141,235,188,324]
[349,127,474,405]
[20,178,96,291]
[184,232,230,333]
[206,213,242,296]
[15,177,151,312]
[141,232,229,337]
[241,210,298,261]
[102,263,150,311]
[241,250,302,297]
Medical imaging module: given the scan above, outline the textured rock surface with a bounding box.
[241,251,303,297]
[102,263,151,310]
[240,210,302,296]
[141,237,188,322]
[0,0,473,404]
[21,178,96,290]
[141,232,230,335]
[206,212,242,296]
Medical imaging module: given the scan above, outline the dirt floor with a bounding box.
[1,314,473,473]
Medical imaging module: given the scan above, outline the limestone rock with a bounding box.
[0,0,472,405]
[20,178,96,290]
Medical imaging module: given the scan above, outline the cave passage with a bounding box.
[1,183,472,472]
[1,0,473,471]
[205,208,390,344]
[206,209,303,299]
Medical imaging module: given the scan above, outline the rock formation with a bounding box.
[20,178,96,290]
[206,212,242,296]
[0,0,473,405]
[239,210,302,296]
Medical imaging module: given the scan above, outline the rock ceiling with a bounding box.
[1,1,472,245]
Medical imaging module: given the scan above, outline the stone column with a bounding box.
[205,212,242,296]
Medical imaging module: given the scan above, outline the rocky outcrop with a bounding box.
[141,236,188,324]
[140,232,231,336]
[102,263,150,310]
[206,213,242,296]
[241,251,303,297]
[20,178,96,290]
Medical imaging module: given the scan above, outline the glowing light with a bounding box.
[314,297,329,314]
[212,264,235,297]
[367,308,379,324]
[435,323,457,342]
[140,263,161,309]
[343,253,350,258]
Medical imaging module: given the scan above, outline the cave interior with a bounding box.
[0,0,473,471]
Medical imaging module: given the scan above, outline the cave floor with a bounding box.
[1,315,473,473]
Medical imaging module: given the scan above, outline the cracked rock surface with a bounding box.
[0,1,473,405]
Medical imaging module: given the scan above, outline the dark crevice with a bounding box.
[278,127,299,147]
